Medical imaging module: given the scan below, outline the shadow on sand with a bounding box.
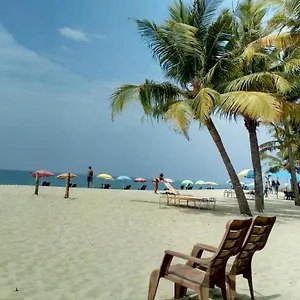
[170,289,281,300]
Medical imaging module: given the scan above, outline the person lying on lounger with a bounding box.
[152,173,165,194]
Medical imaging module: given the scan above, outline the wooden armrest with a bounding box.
[194,243,217,253]
[165,250,211,266]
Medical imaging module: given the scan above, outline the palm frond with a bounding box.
[168,0,193,24]
[243,33,300,56]
[219,91,282,122]
[164,100,195,139]
[134,18,203,85]
[221,72,291,94]
[192,88,220,122]
[280,101,300,124]
[110,81,182,120]
[111,85,140,120]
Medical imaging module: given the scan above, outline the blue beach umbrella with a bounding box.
[237,169,255,179]
[116,176,132,188]
[269,171,300,181]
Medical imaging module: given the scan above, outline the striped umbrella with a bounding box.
[134,177,147,183]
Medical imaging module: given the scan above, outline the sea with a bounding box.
[0,169,236,190]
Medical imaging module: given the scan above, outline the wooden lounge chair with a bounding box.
[148,218,252,300]
[160,183,216,210]
[190,216,276,300]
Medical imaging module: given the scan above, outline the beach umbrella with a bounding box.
[31,169,54,195]
[97,173,114,180]
[164,178,174,183]
[238,169,266,179]
[97,173,114,188]
[238,169,255,179]
[56,173,78,179]
[134,177,147,183]
[116,175,132,188]
[269,171,300,181]
[181,180,193,186]
[227,180,245,185]
[31,170,54,178]
[56,173,78,198]
[195,180,206,185]
[206,181,218,185]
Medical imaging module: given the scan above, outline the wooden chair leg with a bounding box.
[198,287,209,300]
[174,283,187,299]
[247,272,255,300]
[219,281,228,300]
[148,269,160,300]
[226,273,236,300]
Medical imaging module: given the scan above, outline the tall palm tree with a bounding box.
[260,121,300,205]
[266,0,300,205]
[213,0,293,212]
[111,0,252,215]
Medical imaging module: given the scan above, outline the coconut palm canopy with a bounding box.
[97,174,114,180]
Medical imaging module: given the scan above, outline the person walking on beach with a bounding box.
[264,181,269,197]
[152,173,165,194]
[87,166,94,188]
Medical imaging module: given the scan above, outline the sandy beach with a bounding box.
[0,186,299,300]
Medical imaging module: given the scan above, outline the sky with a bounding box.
[0,0,270,182]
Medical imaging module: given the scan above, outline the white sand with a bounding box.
[0,186,299,300]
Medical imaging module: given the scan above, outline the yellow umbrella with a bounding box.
[56,173,78,179]
[97,173,114,180]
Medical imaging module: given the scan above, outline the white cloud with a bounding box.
[58,27,89,42]
[60,45,71,51]
[91,34,107,40]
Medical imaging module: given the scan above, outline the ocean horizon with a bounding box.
[0,169,240,190]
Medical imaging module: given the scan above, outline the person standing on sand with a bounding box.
[152,173,165,194]
[87,166,94,188]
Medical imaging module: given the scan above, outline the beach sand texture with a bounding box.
[0,185,299,300]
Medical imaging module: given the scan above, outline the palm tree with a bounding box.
[260,122,300,205]
[111,0,252,215]
[213,0,292,212]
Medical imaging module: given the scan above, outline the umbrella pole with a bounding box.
[34,173,39,195]
[64,173,70,198]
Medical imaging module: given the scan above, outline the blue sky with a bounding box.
[0,0,269,181]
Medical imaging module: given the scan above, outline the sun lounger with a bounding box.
[139,185,147,190]
[160,183,216,210]
[148,218,252,300]
[124,185,131,190]
[189,216,276,299]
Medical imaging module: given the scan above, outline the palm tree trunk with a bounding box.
[244,118,264,212]
[284,123,300,206]
[206,118,252,216]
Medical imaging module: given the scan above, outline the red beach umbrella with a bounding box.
[134,177,147,183]
[31,170,54,178]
